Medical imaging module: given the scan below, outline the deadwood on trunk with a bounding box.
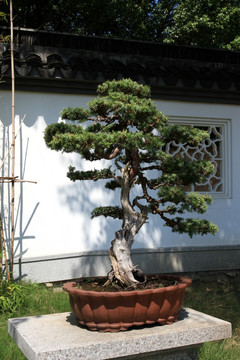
[108,161,148,288]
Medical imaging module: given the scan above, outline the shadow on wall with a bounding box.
[132,249,186,274]
[68,248,187,279]
[56,151,227,254]
[56,153,167,250]
[0,117,38,273]
[57,164,121,250]
[57,162,224,251]
[70,251,111,279]
[0,92,92,128]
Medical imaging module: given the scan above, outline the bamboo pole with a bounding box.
[10,0,15,278]
[0,214,2,281]
[0,178,37,184]
[0,115,25,172]
[0,214,10,281]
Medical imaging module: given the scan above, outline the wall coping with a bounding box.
[1,27,240,103]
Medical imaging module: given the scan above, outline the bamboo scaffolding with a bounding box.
[0,214,2,280]
[0,177,37,184]
[0,1,37,281]
[10,0,15,278]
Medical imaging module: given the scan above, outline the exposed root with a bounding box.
[103,271,120,290]
[103,267,147,291]
[103,279,111,287]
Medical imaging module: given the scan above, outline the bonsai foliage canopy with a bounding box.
[44,78,218,288]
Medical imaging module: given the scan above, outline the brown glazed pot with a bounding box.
[63,276,192,332]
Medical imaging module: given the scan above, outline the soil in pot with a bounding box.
[75,275,179,291]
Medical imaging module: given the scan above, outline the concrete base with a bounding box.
[8,308,232,360]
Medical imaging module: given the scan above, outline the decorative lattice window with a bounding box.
[166,117,231,198]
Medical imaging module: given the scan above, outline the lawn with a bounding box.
[1,274,240,360]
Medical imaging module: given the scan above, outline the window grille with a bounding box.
[167,117,231,198]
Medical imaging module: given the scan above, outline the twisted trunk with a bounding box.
[108,219,145,288]
[108,163,147,289]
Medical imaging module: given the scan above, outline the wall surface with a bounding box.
[0,89,239,281]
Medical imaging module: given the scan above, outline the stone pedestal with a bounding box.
[8,308,231,360]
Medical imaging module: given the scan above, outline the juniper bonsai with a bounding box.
[44,78,218,289]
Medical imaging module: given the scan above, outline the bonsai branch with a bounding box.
[97,146,121,160]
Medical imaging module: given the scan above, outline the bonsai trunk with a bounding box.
[108,166,147,289]
[109,223,145,288]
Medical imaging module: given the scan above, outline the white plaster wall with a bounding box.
[0,90,239,260]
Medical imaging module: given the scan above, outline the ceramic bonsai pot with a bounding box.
[63,276,192,332]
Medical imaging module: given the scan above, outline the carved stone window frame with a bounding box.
[168,116,232,198]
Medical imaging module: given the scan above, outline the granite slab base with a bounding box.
[8,308,232,360]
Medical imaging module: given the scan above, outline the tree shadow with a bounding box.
[57,156,121,250]
[0,118,38,278]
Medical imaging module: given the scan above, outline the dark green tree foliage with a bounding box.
[1,0,240,49]
[0,0,8,42]
[44,78,217,239]
[164,0,240,50]
[0,0,176,42]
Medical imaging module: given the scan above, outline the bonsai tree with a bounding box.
[44,79,218,289]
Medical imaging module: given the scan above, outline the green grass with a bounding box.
[0,283,70,360]
[1,278,240,359]
[184,279,240,360]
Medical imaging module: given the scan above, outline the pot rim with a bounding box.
[62,275,192,297]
